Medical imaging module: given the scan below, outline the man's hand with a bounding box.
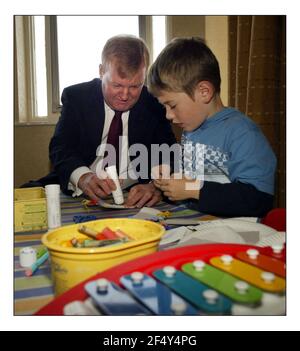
[125,183,162,208]
[78,172,116,202]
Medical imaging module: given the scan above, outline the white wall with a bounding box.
[205,16,229,106]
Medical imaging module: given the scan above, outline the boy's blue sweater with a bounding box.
[181,107,276,216]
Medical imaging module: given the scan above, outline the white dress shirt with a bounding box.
[68,102,138,196]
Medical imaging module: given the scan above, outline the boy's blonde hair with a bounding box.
[101,35,149,78]
[148,37,221,99]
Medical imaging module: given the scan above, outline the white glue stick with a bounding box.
[45,184,61,229]
[105,165,124,205]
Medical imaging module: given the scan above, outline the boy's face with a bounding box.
[158,90,208,132]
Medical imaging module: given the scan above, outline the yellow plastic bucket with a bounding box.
[42,218,165,296]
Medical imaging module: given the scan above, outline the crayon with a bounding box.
[115,229,133,241]
[78,225,108,240]
[36,247,47,259]
[82,239,123,248]
[101,227,119,240]
[78,225,99,239]
[25,250,49,276]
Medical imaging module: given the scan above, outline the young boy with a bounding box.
[148,37,276,217]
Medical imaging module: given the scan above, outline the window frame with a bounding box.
[14,15,154,125]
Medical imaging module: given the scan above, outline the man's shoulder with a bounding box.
[137,86,164,113]
[139,85,155,101]
[63,78,100,97]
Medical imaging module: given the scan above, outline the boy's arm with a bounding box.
[190,181,274,218]
[190,120,276,218]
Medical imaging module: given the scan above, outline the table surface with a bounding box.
[14,193,207,315]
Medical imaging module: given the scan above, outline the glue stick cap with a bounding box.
[19,246,37,268]
[45,184,60,195]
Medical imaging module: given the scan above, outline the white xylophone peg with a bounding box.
[261,271,275,284]
[272,243,284,254]
[130,271,144,285]
[235,281,250,294]
[96,278,109,293]
[203,289,219,304]
[163,265,176,278]
[220,255,233,265]
[246,249,260,260]
[171,301,187,315]
[193,260,206,271]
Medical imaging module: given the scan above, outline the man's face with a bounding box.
[100,61,146,111]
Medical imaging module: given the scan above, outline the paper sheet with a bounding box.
[179,225,247,245]
[130,207,161,219]
[159,218,286,250]
[256,231,286,247]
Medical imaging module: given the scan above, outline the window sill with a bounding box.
[14,120,58,127]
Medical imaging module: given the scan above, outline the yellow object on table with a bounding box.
[14,187,47,232]
[42,218,165,296]
[157,211,172,218]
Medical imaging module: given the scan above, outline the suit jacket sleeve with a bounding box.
[49,80,104,193]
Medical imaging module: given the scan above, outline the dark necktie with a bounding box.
[106,110,123,174]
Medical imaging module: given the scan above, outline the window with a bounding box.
[57,16,139,98]
[34,16,48,117]
[152,16,166,61]
[14,15,166,124]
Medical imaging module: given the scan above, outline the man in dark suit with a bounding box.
[48,35,176,208]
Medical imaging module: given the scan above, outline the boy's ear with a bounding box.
[195,81,214,103]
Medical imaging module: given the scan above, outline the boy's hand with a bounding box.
[151,164,172,180]
[125,183,162,208]
[154,175,202,201]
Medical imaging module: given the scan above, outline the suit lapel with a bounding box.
[128,108,141,147]
[88,79,105,150]
[128,94,148,147]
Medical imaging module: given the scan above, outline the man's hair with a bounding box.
[148,37,221,99]
[101,35,150,77]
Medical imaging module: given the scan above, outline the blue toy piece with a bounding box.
[84,279,152,315]
[73,215,97,223]
[120,272,199,315]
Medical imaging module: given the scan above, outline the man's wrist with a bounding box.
[78,172,94,190]
[70,166,92,188]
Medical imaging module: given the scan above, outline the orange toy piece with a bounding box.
[60,240,73,248]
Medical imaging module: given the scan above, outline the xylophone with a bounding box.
[36,243,286,316]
